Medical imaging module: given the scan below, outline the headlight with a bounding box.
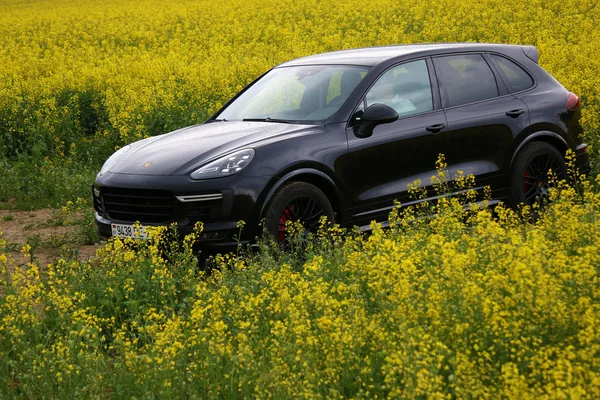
[190,149,255,180]
[99,145,131,176]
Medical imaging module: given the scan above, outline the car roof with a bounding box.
[278,43,530,67]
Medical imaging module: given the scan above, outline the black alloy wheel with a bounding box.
[509,141,567,206]
[264,182,335,243]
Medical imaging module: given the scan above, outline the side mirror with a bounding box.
[354,103,398,138]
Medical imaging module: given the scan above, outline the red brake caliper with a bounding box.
[523,170,530,193]
[278,206,293,242]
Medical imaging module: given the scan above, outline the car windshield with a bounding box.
[216,65,370,123]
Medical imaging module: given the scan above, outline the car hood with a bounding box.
[107,121,319,176]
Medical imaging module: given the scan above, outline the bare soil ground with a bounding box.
[0,208,101,270]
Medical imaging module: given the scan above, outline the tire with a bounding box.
[263,182,335,242]
[508,141,567,207]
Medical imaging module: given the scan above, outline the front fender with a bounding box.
[258,168,348,222]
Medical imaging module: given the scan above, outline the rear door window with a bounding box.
[433,54,499,107]
[489,54,534,93]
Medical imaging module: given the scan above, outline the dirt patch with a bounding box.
[0,208,70,243]
[0,208,102,268]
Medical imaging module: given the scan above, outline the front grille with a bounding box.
[102,187,175,224]
[96,187,226,225]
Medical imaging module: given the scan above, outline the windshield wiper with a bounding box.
[242,117,298,124]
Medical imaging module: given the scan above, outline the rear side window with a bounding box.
[489,54,534,93]
[433,54,499,107]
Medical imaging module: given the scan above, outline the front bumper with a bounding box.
[93,172,273,251]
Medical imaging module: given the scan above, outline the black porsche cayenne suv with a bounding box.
[93,43,590,249]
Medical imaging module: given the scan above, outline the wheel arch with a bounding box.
[259,168,348,223]
[509,131,568,173]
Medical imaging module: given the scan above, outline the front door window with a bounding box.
[365,59,433,117]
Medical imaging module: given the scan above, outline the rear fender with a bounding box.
[509,131,568,172]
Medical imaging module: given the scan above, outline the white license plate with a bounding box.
[111,223,149,239]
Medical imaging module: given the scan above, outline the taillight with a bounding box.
[566,92,581,110]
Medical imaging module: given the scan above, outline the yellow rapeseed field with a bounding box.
[0,0,598,166]
[1,0,600,397]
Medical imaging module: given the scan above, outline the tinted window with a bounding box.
[365,59,433,117]
[489,54,534,93]
[434,54,499,107]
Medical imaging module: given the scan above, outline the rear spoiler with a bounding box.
[521,46,539,64]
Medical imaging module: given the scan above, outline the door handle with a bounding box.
[425,123,446,134]
[506,109,525,118]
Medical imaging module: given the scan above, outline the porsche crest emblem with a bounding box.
[143,162,152,168]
